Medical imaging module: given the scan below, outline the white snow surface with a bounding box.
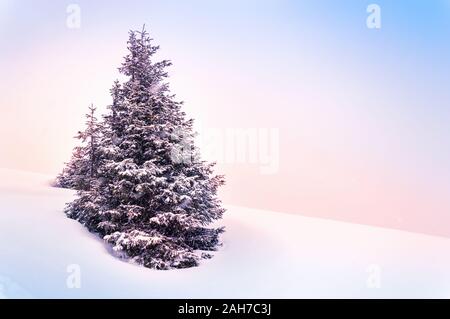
[1,168,450,298]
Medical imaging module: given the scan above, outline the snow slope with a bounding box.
[1,168,450,298]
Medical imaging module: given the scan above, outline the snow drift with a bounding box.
[1,168,450,298]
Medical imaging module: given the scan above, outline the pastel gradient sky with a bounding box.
[1,0,450,236]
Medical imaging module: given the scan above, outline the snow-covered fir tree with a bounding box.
[56,104,102,190]
[64,27,226,270]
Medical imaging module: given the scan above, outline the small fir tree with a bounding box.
[56,104,101,190]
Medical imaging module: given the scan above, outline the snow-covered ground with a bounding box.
[1,168,450,298]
